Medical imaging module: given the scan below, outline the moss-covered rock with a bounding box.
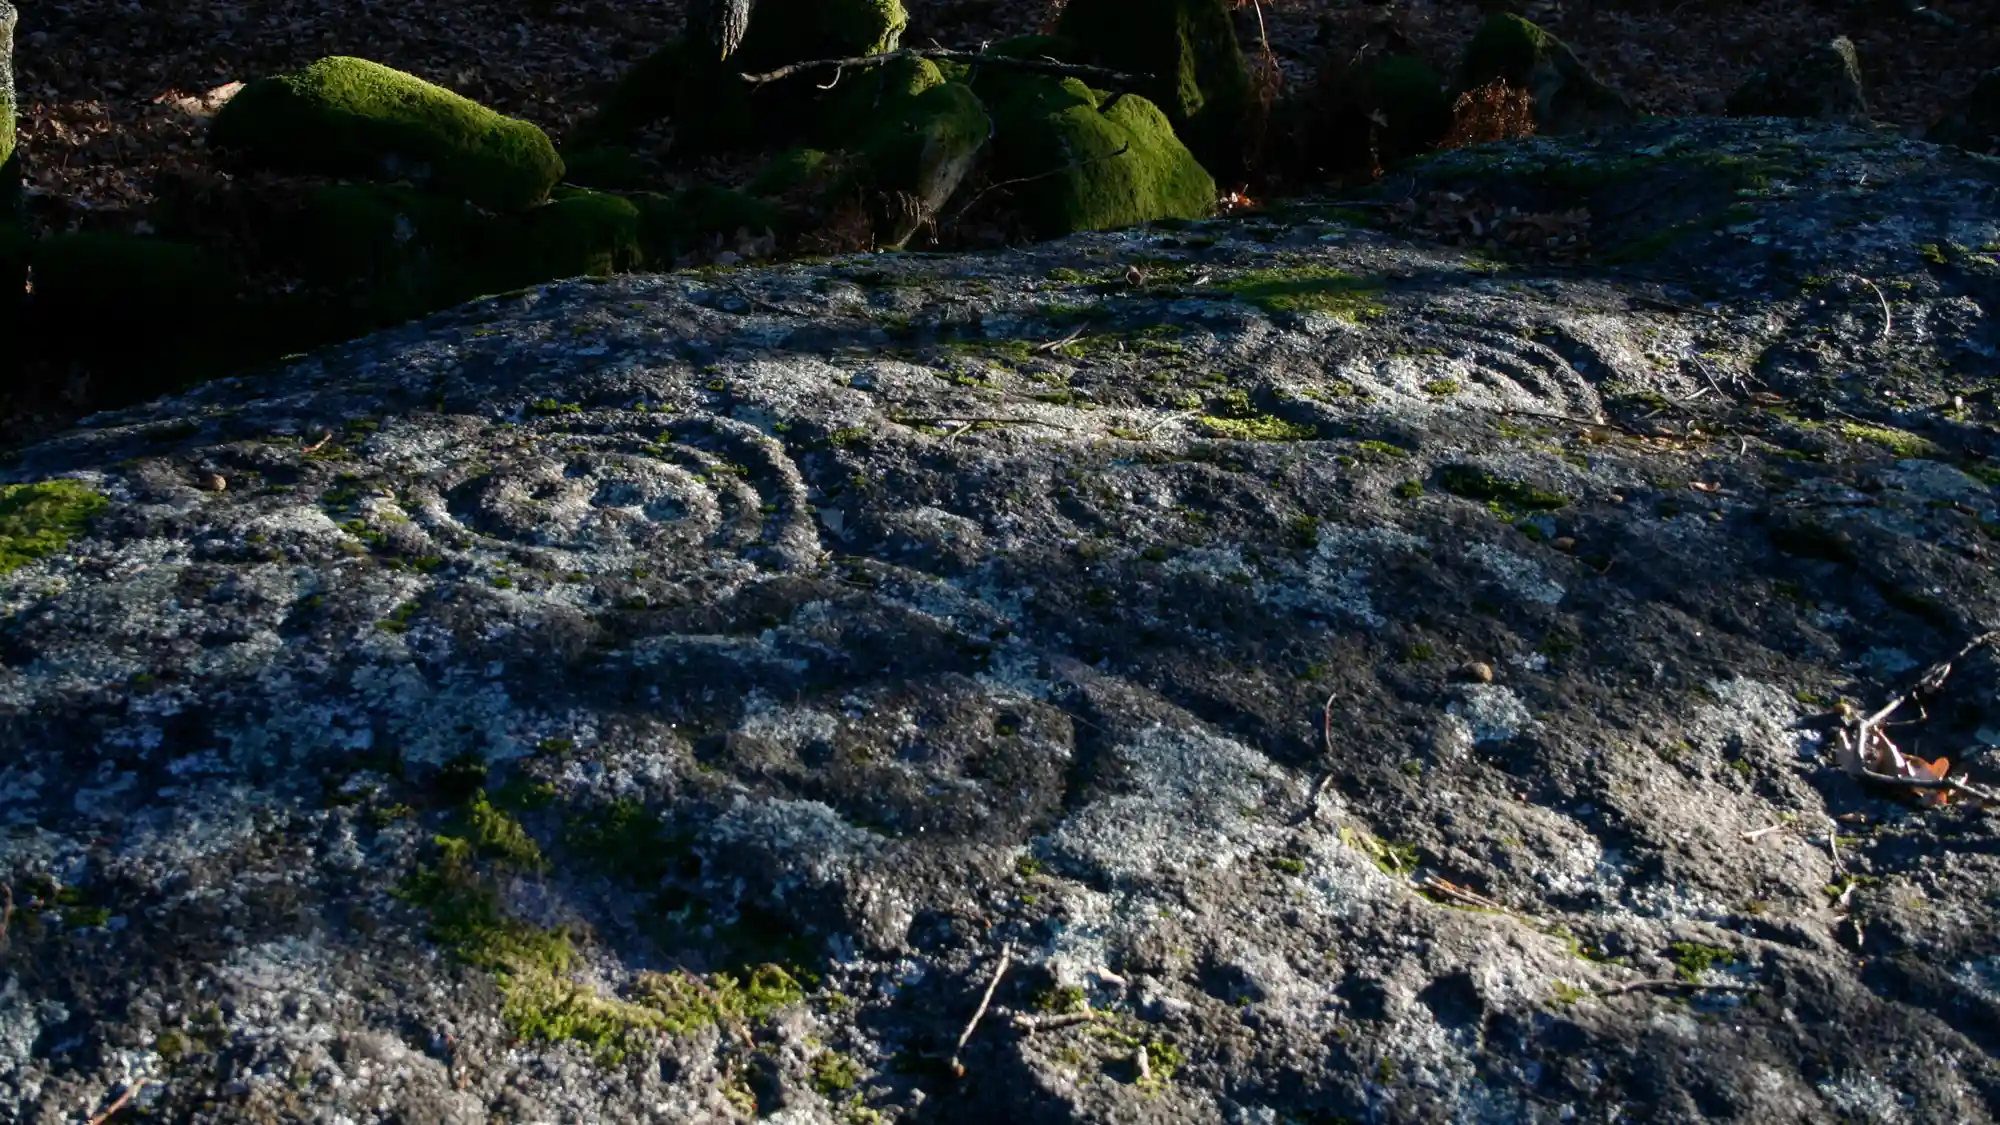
[820,58,989,248]
[1725,36,1870,126]
[1924,67,2000,155]
[1455,14,1635,136]
[977,72,1214,238]
[0,479,108,577]
[208,56,564,212]
[1055,0,1248,178]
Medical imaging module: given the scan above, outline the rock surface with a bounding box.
[3,115,2000,1124]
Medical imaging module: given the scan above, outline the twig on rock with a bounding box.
[85,1084,140,1125]
[1836,629,2000,808]
[1858,276,1892,342]
[1594,978,1761,998]
[1496,406,1644,436]
[1034,324,1090,354]
[742,49,1139,90]
[1014,1009,1097,1033]
[949,942,1013,1079]
[1292,692,1340,825]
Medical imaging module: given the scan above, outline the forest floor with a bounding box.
[13,0,1999,239]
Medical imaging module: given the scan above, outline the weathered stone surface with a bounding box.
[3,116,2000,1124]
[1455,14,1638,135]
[208,56,564,213]
[1725,36,1872,126]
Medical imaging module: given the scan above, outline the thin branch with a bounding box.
[1858,276,1892,342]
[1034,324,1091,354]
[86,1084,139,1125]
[949,942,1013,1079]
[1496,406,1646,436]
[1593,978,1761,998]
[742,48,1140,89]
[1852,765,2000,806]
[1291,692,1340,825]
[1013,1009,1097,1033]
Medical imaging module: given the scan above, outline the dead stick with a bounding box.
[949,942,1013,1078]
[85,1084,138,1125]
[1292,692,1340,825]
[1854,767,2000,805]
[1013,1010,1097,1033]
[1858,276,1892,342]
[1594,979,1761,998]
[742,49,1140,90]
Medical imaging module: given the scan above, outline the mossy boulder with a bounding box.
[1055,0,1249,178]
[208,56,564,212]
[819,58,989,248]
[1925,67,2000,155]
[1455,14,1636,136]
[1725,37,1870,126]
[977,71,1214,238]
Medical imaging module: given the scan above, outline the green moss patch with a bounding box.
[0,480,109,576]
[1198,388,1319,441]
[1837,421,1939,459]
[1667,940,1735,982]
[1438,464,1570,510]
[1215,266,1386,320]
[400,796,806,1064]
[209,56,563,212]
